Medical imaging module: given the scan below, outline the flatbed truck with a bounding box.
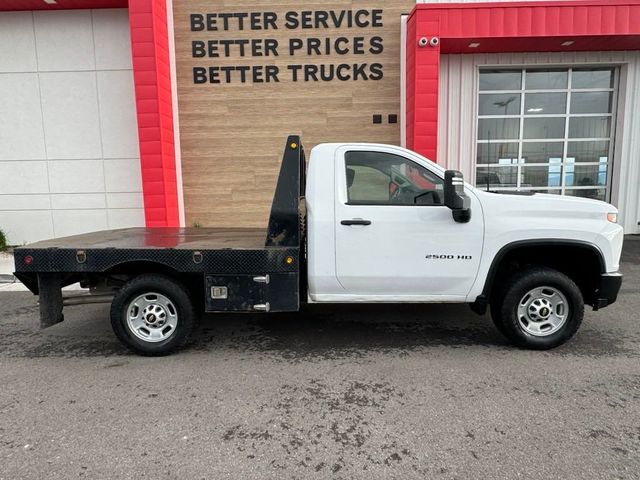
[13,136,624,355]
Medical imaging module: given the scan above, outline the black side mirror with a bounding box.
[444,170,471,223]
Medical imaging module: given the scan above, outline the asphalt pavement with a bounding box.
[1,239,639,479]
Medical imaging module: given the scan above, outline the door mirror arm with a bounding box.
[444,170,472,223]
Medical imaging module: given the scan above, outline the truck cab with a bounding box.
[306,141,623,347]
[307,143,483,301]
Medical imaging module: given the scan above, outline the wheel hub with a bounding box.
[517,286,569,337]
[528,298,553,321]
[126,293,178,343]
[142,304,167,327]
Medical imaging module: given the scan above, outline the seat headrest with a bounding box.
[346,168,355,188]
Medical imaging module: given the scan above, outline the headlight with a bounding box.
[607,212,618,223]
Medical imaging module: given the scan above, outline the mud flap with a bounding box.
[38,273,64,328]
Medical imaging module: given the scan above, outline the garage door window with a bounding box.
[476,67,617,201]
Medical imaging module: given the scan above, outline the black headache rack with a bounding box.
[14,135,306,328]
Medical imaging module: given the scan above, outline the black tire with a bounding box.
[110,274,196,356]
[491,267,584,350]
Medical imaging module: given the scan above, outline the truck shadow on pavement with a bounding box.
[0,292,632,359]
[194,303,508,358]
[193,302,633,360]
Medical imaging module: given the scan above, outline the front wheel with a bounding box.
[110,274,196,355]
[491,267,584,350]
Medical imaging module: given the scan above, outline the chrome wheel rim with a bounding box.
[517,286,569,337]
[126,292,178,343]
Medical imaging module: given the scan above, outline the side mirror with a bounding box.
[444,170,471,223]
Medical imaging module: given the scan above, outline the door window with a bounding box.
[476,67,618,202]
[345,151,444,205]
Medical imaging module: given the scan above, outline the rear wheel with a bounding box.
[491,267,584,350]
[110,274,196,356]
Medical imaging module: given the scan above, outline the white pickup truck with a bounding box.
[14,136,624,355]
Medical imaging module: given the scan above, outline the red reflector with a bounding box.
[24,255,33,265]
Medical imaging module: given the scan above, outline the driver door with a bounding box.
[334,146,483,299]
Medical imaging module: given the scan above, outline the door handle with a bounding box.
[341,219,372,226]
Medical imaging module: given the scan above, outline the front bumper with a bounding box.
[593,272,623,310]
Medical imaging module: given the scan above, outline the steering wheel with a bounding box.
[391,183,416,202]
[390,186,402,201]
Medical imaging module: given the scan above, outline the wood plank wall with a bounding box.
[172,0,414,227]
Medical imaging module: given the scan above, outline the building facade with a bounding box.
[0,0,639,244]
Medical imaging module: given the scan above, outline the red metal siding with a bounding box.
[406,0,640,162]
[129,0,179,227]
[433,3,640,41]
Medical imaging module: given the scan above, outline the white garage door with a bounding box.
[0,8,143,245]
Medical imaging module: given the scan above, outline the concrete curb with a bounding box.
[0,274,16,284]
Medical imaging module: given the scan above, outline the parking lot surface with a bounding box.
[1,238,639,479]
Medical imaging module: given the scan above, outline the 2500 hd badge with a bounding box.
[426,254,473,260]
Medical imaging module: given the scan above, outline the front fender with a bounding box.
[467,238,607,302]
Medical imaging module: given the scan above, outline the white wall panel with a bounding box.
[39,72,103,160]
[438,51,640,234]
[34,10,95,72]
[92,9,133,70]
[48,160,106,193]
[107,209,145,229]
[0,9,143,244]
[613,56,640,235]
[104,158,142,192]
[0,12,37,73]
[97,70,139,159]
[0,211,54,244]
[52,209,108,237]
[0,161,49,194]
[50,193,106,210]
[106,192,144,209]
[0,195,50,211]
[0,74,46,160]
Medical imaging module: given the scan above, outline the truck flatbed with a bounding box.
[15,225,300,313]
[14,137,306,335]
[14,226,299,283]
[20,227,274,250]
